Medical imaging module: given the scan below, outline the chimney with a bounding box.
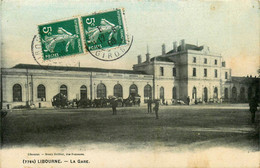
[180,39,185,51]
[146,45,150,62]
[173,41,177,52]
[162,44,166,55]
[137,55,142,64]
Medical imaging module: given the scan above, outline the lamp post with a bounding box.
[157,85,159,99]
[94,83,96,99]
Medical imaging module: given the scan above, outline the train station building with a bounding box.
[1,39,259,108]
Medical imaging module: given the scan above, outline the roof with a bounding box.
[232,76,260,83]
[167,44,204,54]
[12,64,146,75]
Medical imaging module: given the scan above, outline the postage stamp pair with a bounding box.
[38,8,129,61]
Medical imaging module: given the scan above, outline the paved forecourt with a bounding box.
[2,104,258,151]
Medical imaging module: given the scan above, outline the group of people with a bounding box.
[111,97,160,119]
[111,96,259,122]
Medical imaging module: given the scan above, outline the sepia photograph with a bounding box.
[0,0,259,167]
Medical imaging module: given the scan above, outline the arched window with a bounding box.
[203,87,208,102]
[248,87,253,100]
[97,83,106,98]
[214,87,218,99]
[192,87,197,99]
[172,87,177,99]
[224,88,228,99]
[60,85,68,97]
[13,84,22,102]
[160,87,164,100]
[240,87,245,101]
[129,84,138,96]
[232,87,237,100]
[114,84,123,98]
[144,84,152,98]
[37,84,46,101]
[80,85,87,99]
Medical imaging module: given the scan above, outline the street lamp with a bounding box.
[94,83,96,99]
[157,85,159,99]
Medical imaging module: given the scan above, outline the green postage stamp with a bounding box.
[81,8,127,51]
[38,8,128,60]
[38,18,83,60]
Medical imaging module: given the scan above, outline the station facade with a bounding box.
[1,39,259,108]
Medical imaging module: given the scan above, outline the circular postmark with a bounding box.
[31,34,80,72]
[85,36,133,61]
[81,8,133,61]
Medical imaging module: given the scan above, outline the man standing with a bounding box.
[112,98,118,115]
[147,97,152,113]
[154,100,159,119]
[249,97,258,123]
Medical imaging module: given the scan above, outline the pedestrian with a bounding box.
[249,97,258,123]
[112,98,118,115]
[187,96,190,105]
[154,99,159,119]
[147,97,152,113]
[76,99,79,108]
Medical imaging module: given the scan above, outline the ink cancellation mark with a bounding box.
[36,8,132,62]
[82,8,133,61]
[38,18,83,60]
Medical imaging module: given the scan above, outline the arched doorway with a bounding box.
[224,88,228,99]
[80,85,87,99]
[129,84,138,96]
[144,84,152,102]
[248,87,253,100]
[203,87,208,102]
[60,85,68,98]
[13,84,22,102]
[214,87,218,99]
[97,83,106,98]
[37,84,46,101]
[114,84,123,98]
[192,87,197,100]
[240,87,245,102]
[160,87,164,101]
[232,87,237,101]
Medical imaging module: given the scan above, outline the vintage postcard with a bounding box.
[0,0,259,168]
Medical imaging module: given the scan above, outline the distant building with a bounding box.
[1,39,259,108]
[134,39,233,104]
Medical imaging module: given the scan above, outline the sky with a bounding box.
[1,0,259,76]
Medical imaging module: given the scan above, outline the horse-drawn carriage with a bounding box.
[78,98,92,108]
[51,93,69,108]
[122,94,141,107]
[51,93,141,108]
